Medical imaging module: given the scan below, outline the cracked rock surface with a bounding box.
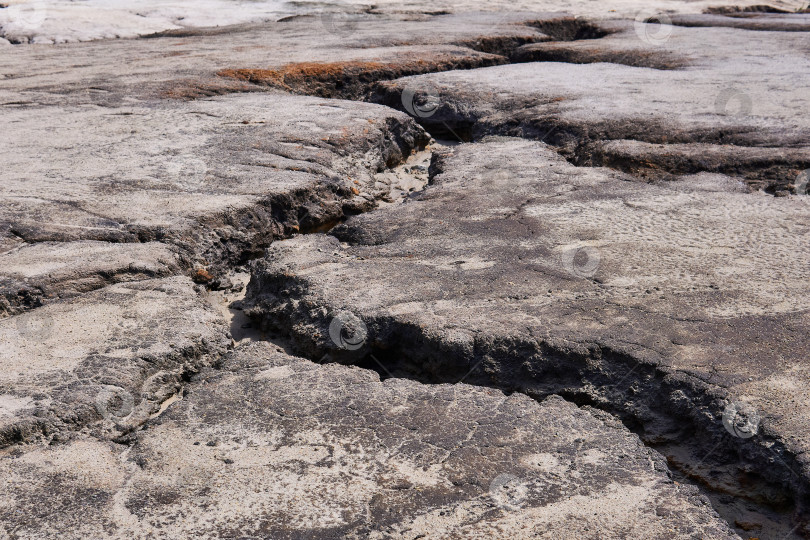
[1,4,809,539]
[0,342,738,539]
[0,93,427,315]
[0,276,229,448]
[245,139,810,534]
[374,18,810,192]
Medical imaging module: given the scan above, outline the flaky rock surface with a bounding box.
[0,342,739,538]
[246,139,810,533]
[1,4,809,539]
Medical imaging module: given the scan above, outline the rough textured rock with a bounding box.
[1,11,616,315]
[0,342,740,539]
[1,0,806,44]
[0,276,230,448]
[0,241,181,316]
[0,12,564,103]
[373,19,810,192]
[2,4,810,539]
[245,139,810,534]
[669,12,810,31]
[0,93,428,313]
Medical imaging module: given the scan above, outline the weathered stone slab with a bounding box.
[0,342,739,539]
[0,12,556,102]
[670,12,810,31]
[0,276,230,447]
[245,139,810,533]
[0,241,181,316]
[375,19,810,192]
[0,92,428,311]
[2,1,805,44]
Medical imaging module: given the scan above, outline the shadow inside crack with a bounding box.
[244,302,809,539]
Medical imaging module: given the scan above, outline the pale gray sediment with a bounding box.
[1,6,809,539]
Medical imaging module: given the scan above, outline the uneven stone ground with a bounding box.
[1,0,806,44]
[0,342,741,538]
[1,3,809,539]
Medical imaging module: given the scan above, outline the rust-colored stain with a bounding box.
[220,60,387,84]
[193,268,214,283]
[216,55,504,96]
[218,59,434,93]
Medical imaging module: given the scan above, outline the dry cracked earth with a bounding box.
[1,2,810,539]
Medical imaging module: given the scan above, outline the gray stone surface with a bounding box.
[1,0,805,44]
[1,11,600,315]
[2,5,810,538]
[0,342,739,539]
[0,241,181,315]
[0,93,428,314]
[245,138,810,534]
[0,276,230,447]
[669,12,810,31]
[374,19,810,192]
[0,12,555,103]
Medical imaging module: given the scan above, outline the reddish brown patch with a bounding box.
[193,268,214,284]
[219,60,389,87]
[216,54,505,98]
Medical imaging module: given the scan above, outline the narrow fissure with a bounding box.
[210,14,809,195]
[6,12,806,537]
[242,303,808,539]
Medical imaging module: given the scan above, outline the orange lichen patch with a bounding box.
[216,54,505,98]
[219,61,388,86]
[193,268,215,284]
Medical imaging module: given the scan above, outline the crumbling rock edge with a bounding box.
[244,267,809,536]
[0,108,430,318]
[240,142,810,536]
